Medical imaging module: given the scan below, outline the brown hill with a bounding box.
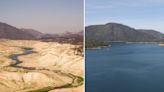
[0,22,39,39]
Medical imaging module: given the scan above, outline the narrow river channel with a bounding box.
[8,47,83,91]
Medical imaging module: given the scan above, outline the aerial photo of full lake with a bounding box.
[86,43,164,92]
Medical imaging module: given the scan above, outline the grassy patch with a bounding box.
[76,76,83,85]
[72,76,83,87]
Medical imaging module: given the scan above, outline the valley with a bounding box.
[0,40,83,92]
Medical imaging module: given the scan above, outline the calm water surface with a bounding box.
[86,43,164,92]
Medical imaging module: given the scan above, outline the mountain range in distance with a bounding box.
[0,22,83,44]
[85,22,164,48]
[1,21,164,46]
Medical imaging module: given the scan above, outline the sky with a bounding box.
[0,0,83,34]
[86,0,164,33]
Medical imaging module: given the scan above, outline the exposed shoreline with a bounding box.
[159,44,164,46]
[0,40,84,92]
[86,45,109,50]
[7,45,83,91]
[126,42,159,44]
[86,41,163,49]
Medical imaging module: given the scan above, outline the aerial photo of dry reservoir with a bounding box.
[0,0,84,92]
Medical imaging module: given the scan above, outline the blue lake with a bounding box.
[86,43,164,92]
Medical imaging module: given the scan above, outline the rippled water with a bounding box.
[86,43,164,92]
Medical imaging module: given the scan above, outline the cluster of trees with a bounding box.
[85,39,109,48]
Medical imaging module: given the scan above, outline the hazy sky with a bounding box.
[0,0,83,33]
[86,0,164,33]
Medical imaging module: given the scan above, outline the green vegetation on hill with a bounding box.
[85,23,164,43]
[85,39,109,48]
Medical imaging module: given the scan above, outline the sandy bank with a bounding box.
[0,40,84,92]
